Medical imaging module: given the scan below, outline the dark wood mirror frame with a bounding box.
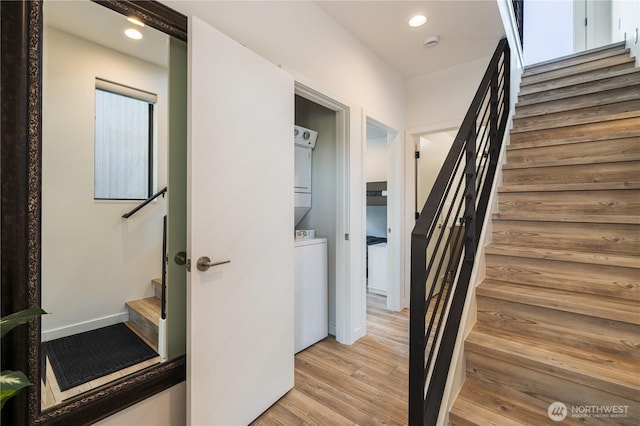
[1,1,187,424]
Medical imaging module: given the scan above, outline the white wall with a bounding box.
[94,382,186,426]
[405,56,491,131]
[42,27,168,339]
[365,137,387,182]
[612,0,640,65]
[524,0,574,64]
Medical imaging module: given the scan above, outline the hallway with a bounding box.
[253,293,409,425]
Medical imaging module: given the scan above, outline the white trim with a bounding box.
[41,311,129,342]
[95,77,158,103]
[499,0,525,69]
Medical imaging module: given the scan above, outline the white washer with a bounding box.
[294,237,328,353]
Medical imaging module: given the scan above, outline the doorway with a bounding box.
[364,117,401,313]
[415,128,460,296]
[294,84,349,340]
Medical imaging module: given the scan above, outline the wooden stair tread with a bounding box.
[477,279,640,325]
[522,47,630,78]
[499,181,640,192]
[491,219,639,256]
[485,243,640,269]
[450,389,531,426]
[520,55,635,87]
[508,117,640,148]
[485,252,640,298]
[515,85,640,119]
[477,296,640,356]
[511,100,640,133]
[492,212,640,225]
[126,296,161,324]
[503,153,640,168]
[453,378,588,426]
[523,41,626,74]
[465,325,640,400]
[517,68,640,106]
[497,189,640,217]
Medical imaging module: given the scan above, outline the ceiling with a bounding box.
[315,0,506,79]
[44,0,169,68]
[45,1,506,81]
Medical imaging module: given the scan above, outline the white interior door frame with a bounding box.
[294,82,356,344]
[364,115,402,312]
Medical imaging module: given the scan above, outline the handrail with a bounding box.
[161,215,167,320]
[409,38,511,425]
[121,186,167,218]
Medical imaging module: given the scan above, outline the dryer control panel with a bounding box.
[294,125,318,148]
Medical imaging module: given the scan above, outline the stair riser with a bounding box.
[520,58,635,92]
[152,279,162,299]
[485,254,640,300]
[126,307,158,346]
[509,117,640,147]
[506,137,640,167]
[518,71,640,105]
[477,297,640,361]
[515,85,640,119]
[492,220,640,255]
[465,351,640,425]
[512,100,640,132]
[498,190,640,217]
[478,281,640,325]
[503,161,640,187]
[523,44,627,76]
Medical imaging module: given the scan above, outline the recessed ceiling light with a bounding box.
[124,28,143,40]
[409,15,427,27]
[127,17,145,27]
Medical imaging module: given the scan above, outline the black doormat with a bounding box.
[42,323,158,391]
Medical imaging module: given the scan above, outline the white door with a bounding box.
[188,16,294,425]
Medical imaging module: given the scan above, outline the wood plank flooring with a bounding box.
[252,293,410,426]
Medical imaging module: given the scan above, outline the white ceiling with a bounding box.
[44,1,506,81]
[315,0,506,79]
[44,0,169,68]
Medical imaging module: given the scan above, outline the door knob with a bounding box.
[197,256,231,271]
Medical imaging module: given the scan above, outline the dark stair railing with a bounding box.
[512,0,524,47]
[121,186,167,218]
[161,215,167,320]
[409,38,511,425]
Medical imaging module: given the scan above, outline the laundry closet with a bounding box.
[293,95,338,353]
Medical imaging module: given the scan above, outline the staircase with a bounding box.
[125,278,162,353]
[450,42,640,425]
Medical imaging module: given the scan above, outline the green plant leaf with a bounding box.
[0,307,47,338]
[0,370,32,409]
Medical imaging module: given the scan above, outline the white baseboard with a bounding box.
[41,312,129,342]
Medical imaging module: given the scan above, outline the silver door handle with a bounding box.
[197,256,231,271]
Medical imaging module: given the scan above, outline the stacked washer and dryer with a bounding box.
[293,125,328,354]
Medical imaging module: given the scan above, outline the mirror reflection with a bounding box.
[41,0,184,409]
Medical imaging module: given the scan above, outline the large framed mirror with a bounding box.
[1,1,187,423]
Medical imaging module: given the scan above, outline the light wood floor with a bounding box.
[252,293,410,425]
